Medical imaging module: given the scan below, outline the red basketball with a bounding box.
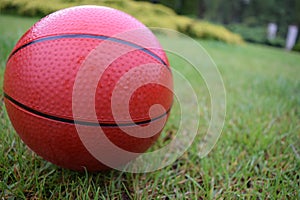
[4,6,173,171]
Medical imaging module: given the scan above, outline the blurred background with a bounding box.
[0,0,299,51]
[138,0,300,50]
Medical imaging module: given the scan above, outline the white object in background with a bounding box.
[267,23,277,40]
[286,25,298,50]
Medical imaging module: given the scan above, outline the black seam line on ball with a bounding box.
[4,93,171,127]
[7,33,169,68]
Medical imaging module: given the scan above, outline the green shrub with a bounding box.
[0,0,243,44]
[265,37,285,48]
[0,0,78,16]
[181,20,244,44]
[227,24,266,44]
[292,42,300,52]
[227,23,287,47]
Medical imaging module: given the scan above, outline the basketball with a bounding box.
[3,6,173,171]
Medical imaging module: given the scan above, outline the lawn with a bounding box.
[0,14,299,199]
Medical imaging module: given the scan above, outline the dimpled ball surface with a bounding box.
[3,6,173,171]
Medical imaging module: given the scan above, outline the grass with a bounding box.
[0,14,300,199]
